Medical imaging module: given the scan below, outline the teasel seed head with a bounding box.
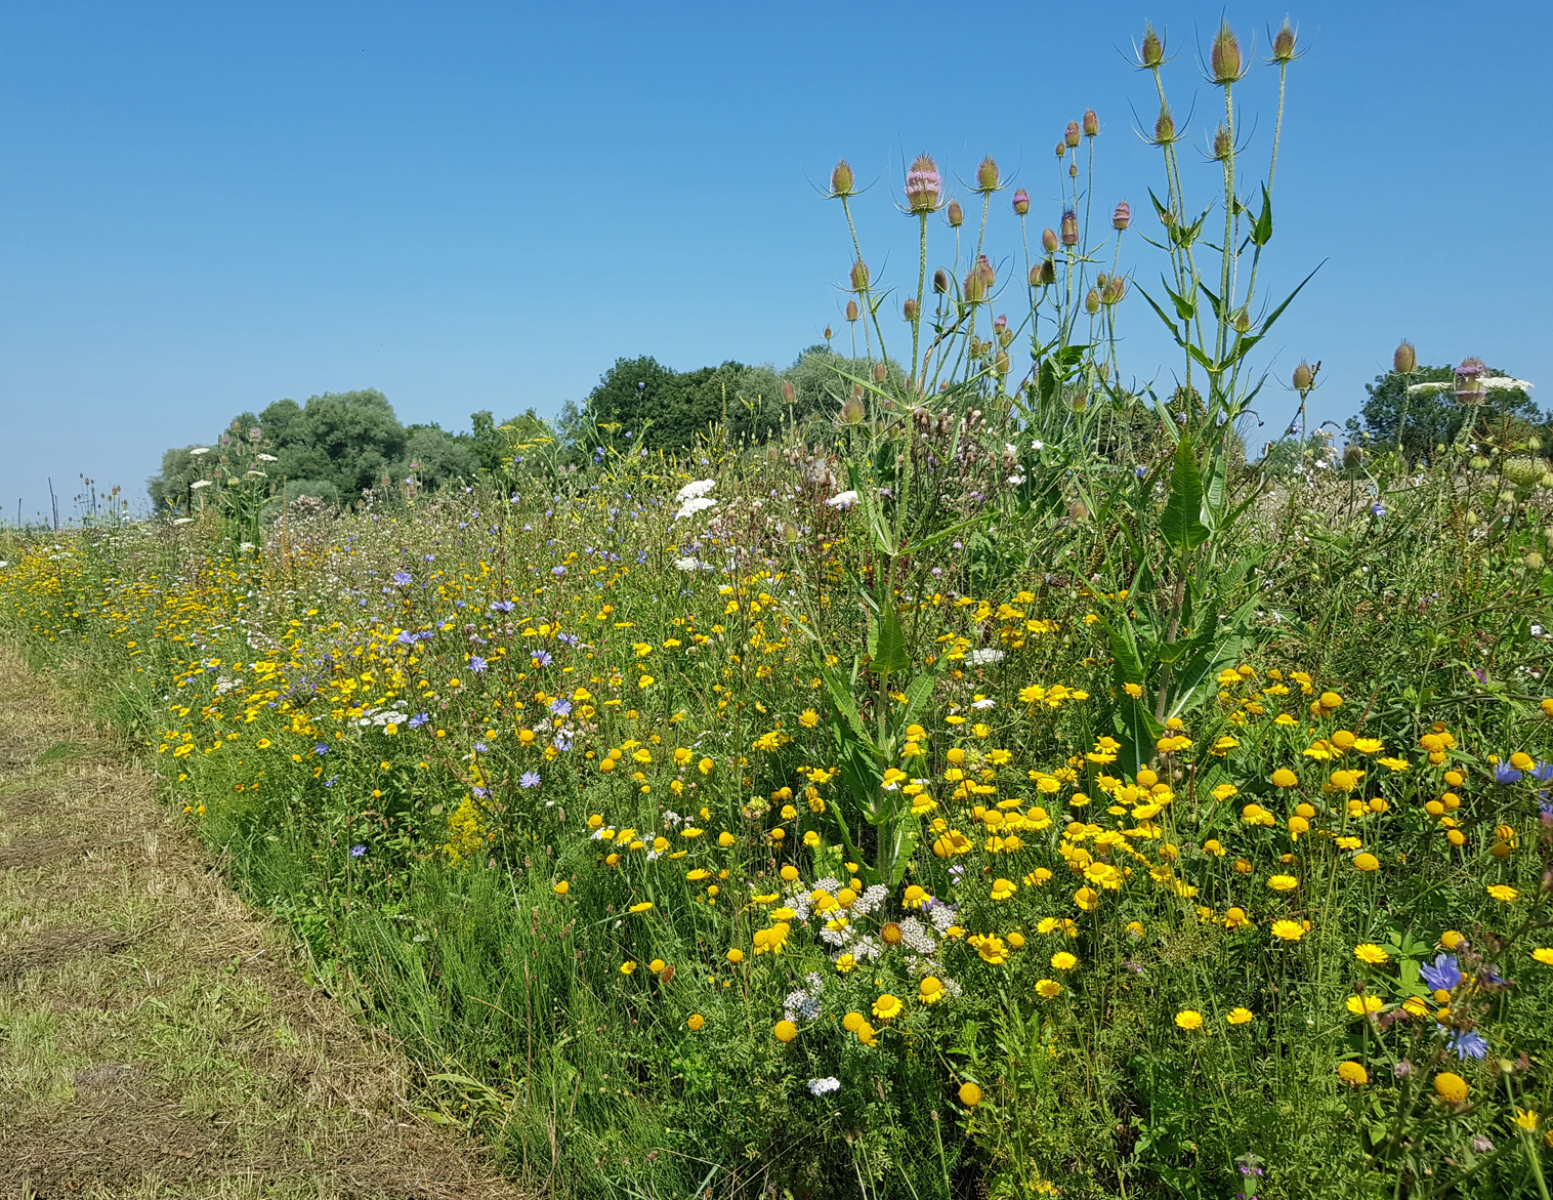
[1012,188,1030,216]
[1393,340,1417,375]
[903,298,920,322]
[850,259,870,292]
[830,159,855,197]
[947,200,964,228]
[1140,22,1165,68]
[1061,211,1079,246]
[932,268,949,294]
[1041,226,1059,254]
[1083,109,1100,137]
[1212,124,1232,161]
[1271,20,1297,63]
[1112,200,1132,230]
[845,300,860,323]
[904,153,943,214]
[1211,20,1243,84]
[782,380,796,405]
[976,155,1000,193]
[1064,121,1082,149]
[1292,360,1315,394]
[1085,288,1102,315]
[1153,106,1177,145]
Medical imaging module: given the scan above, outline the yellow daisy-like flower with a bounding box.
[798,708,820,728]
[1433,1072,1469,1105]
[1271,768,1298,788]
[773,1020,798,1043]
[990,877,1018,902]
[872,993,903,1021]
[1267,874,1299,892]
[1073,886,1100,912]
[958,1081,982,1108]
[620,961,637,976]
[969,934,1010,965]
[725,948,744,964]
[1345,994,1384,1016]
[1226,1007,1254,1025]
[686,1013,705,1031]
[1050,951,1078,971]
[552,880,569,896]
[1487,885,1519,903]
[1336,1061,1368,1087]
[1354,943,1390,965]
[919,976,945,1005]
[1353,853,1380,873]
[1532,948,1553,966]
[834,953,857,974]
[1034,978,1063,1000]
[1271,919,1306,942]
[1174,1009,1204,1031]
[629,901,654,913]
[1440,929,1464,950]
[1516,1108,1540,1132]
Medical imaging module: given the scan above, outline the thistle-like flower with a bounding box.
[1394,340,1417,374]
[830,159,855,198]
[976,155,1000,193]
[1103,276,1127,305]
[903,298,920,322]
[963,256,995,303]
[1112,200,1132,230]
[1041,227,1059,254]
[904,154,942,214]
[1212,125,1232,161]
[947,200,963,228]
[850,259,870,293]
[1064,121,1081,149]
[1061,211,1079,246]
[1454,356,1488,405]
[1083,109,1100,137]
[1011,188,1030,216]
[1293,360,1315,394]
[1271,20,1297,63]
[1139,21,1165,68]
[1153,106,1177,145]
[932,268,949,294]
[1210,20,1244,84]
[845,300,860,323]
[1085,288,1101,315]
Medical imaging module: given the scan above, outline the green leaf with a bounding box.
[1250,184,1273,247]
[1163,277,1197,323]
[1159,440,1210,558]
[867,598,910,677]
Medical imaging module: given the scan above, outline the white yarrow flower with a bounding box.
[675,479,717,502]
[825,490,859,510]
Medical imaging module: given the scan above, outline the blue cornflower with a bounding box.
[468,656,488,673]
[550,698,573,718]
[350,844,366,857]
[491,599,515,612]
[1420,953,1463,993]
[1495,762,1524,784]
[552,565,566,577]
[1532,762,1553,782]
[520,771,541,789]
[1371,502,1385,518]
[1447,1030,1488,1060]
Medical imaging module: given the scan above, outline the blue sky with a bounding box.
[2,1,1547,522]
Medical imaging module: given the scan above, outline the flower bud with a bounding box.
[1041,227,1059,254]
[1233,307,1252,333]
[1055,141,1067,160]
[1393,340,1417,374]
[1083,109,1100,137]
[1068,163,1078,179]
[1212,125,1232,161]
[1112,200,1132,230]
[845,300,859,323]
[1154,106,1176,144]
[1343,444,1363,470]
[873,361,888,383]
[933,268,949,294]
[1064,121,1082,149]
[904,153,942,214]
[1292,361,1314,393]
[994,349,1010,375]
[831,159,855,197]
[1085,288,1101,315]
[782,380,796,404]
[1007,189,1028,218]
[993,314,1007,332]
[1272,20,1297,63]
[976,155,1000,192]
[1103,276,1127,305]
[823,325,833,340]
[840,396,866,425]
[903,298,920,322]
[1061,211,1079,246]
[850,259,870,292]
[947,200,963,228]
[1140,22,1164,68]
[976,255,995,289]
[1211,21,1243,84]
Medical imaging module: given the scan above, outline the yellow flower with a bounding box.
[919,976,945,1004]
[1050,951,1078,971]
[629,901,654,913]
[1353,852,1380,873]
[1073,886,1100,912]
[686,1013,705,1031]
[1271,768,1298,788]
[620,961,637,975]
[1226,1007,1254,1025]
[958,1081,982,1108]
[970,934,1010,965]
[1271,919,1306,942]
[1336,1061,1368,1087]
[799,708,820,728]
[698,757,714,775]
[1533,949,1553,966]
[1487,885,1519,903]
[773,1020,798,1043]
[1516,1108,1540,1132]
[854,1020,878,1047]
[726,948,744,964]
[903,884,929,908]
[1035,978,1063,999]
[1354,943,1390,965]
[553,880,569,896]
[1433,1072,1469,1105]
[1211,784,1239,803]
[990,877,1018,902]
[1440,929,1464,950]
[842,1011,864,1032]
[1267,874,1299,892]
[1346,994,1384,1016]
[872,993,903,1021]
[1174,1009,1204,1031]
[834,953,857,974]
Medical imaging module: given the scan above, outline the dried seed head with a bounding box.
[1041,226,1059,254]
[1112,200,1132,230]
[1012,188,1030,216]
[782,380,796,404]
[903,298,920,322]
[1343,444,1363,470]
[1140,22,1165,68]
[840,396,866,425]
[1061,211,1079,246]
[1393,340,1417,374]
[976,155,1000,192]
[830,159,855,197]
[947,200,964,228]
[932,268,949,294]
[845,300,860,323]
[850,259,870,292]
[1272,20,1297,63]
[904,153,943,214]
[1292,360,1315,393]
[1064,121,1082,148]
[1083,109,1100,137]
[1211,21,1243,84]
[1154,106,1176,145]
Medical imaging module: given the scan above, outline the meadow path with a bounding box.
[0,647,523,1200]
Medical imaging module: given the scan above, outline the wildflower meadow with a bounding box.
[3,18,1552,1200]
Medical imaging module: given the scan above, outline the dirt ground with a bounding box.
[0,646,525,1200]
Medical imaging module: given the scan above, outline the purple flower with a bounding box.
[468,656,487,673]
[1532,762,1553,782]
[1447,1030,1488,1060]
[350,844,366,857]
[532,650,553,667]
[313,743,329,756]
[1420,954,1463,993]
[550,697,572,717]
[520,771,541,789]
[1371,502,1385,518]
[552,566,566,577]
[392,570,412,586]
[491,599,515,612]
[408,712,429,729]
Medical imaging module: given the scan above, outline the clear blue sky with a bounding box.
[2,1,1547,523]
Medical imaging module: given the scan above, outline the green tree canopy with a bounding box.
[1346,365,1542,464]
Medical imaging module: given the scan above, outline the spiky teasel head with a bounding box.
[1041,226,1059,254]
[903,298,920,322]
[1292,360,1315,394]
[850,259,870,293]
[1211,125,1232,161]
[1394,340,1417,374]
[932,268,949,294]
[845,300,860,323]
[1030,259,1056,287]
[1083,109,1100,137]
[1210,20,1244,84]
[830,159,855,198]
[1454,356,1488,405]
[904,153,942,214]
[976,155,1001,193]
[1061,211,1079,246]
[781,380,796,405]
[839,395,866,425]
[1085,288,1101,315]
[1102,276,1127,305]
[1153,106,1177,145]
[1011,188,1030,216]
[947,200,964,228]
[1054,141,1067,160]
[1064,121,1081,149]
[1112,200,1132,230]
[963,256,995,303]
[1271,20,1297,63]
[1138,21,1165,68]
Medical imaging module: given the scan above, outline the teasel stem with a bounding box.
[912,212,928,384]
[1216,81,1236,370]
[839,194,874,361]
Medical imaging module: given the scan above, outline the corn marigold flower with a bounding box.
[1434,1072,1469,1105]
[1175,1009,1204,1031]
[958,1081,982,1108]
[872,993,903,1021]
[552,880,569,896]
[990,877,1017,901]
[1487,884,1519,903]
[1533,948,1553,966]
[773,1020,798,1043]
[686,1013,705,1031]
[1035,978,1063,1000]
[1271,919,1306,942]
[1271,768,1298,788]
[1346,994,1384,1016]
[1353,853,1381,873]
[1226,1007,1254,1025]
[1355,943,1390,965]
[919,976,945,1004]
[1050,951,1077,971]
[1336,1061,1368,1087]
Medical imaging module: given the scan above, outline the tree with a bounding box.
[1347,365,1541,465]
